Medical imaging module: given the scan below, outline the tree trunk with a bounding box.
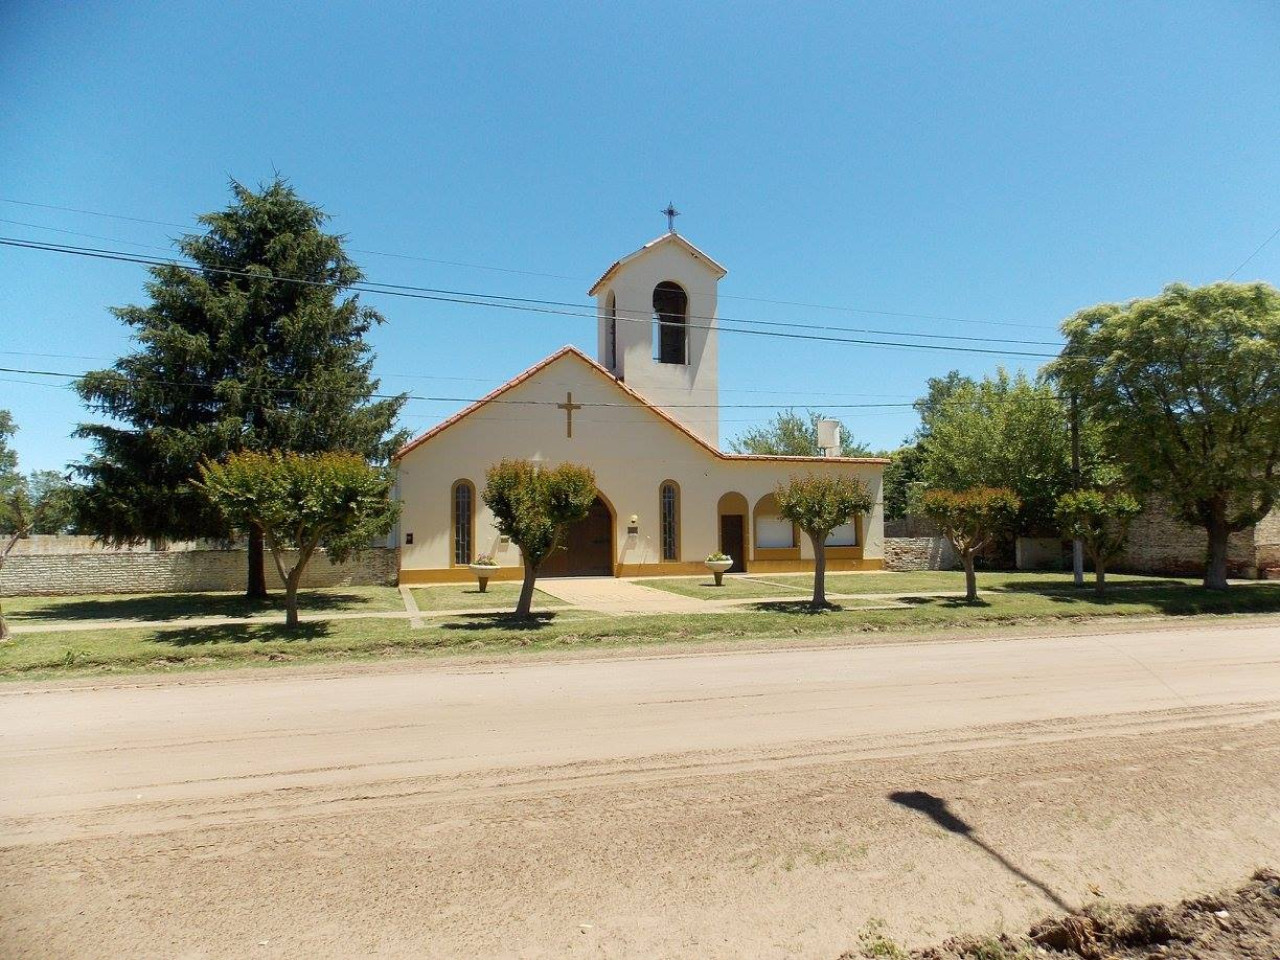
[1094,557,1106,597]
[1204,500,1231,591]
[247,522,268,599]
[516,560,539,618]
[962,551,978,602]
[810,533,827,608]
[284,574,301,628]
[0,544,17,640]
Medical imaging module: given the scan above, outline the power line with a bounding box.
[1225,222,1280,281]
[0,236,1060,359]
[0,349,916,399]
[0,217,1063,346]
[0,364,917,410]
[0,373,915,427]
[0,195,1059,331]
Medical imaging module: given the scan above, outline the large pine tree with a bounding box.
[75,178,407,596]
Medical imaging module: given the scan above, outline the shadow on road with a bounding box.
[888,789,1072,912]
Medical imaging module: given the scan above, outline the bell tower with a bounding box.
[589,227,728,446]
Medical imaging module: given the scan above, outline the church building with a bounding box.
[394,229,888,583]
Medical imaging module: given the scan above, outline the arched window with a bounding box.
[660,481,680,561]
[653,281,688,365]
[452,480,474,566]
[605,292,618,370]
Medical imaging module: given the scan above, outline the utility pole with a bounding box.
[1071,391,1084,587]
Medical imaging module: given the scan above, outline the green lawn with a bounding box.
[2,585,404,622]
[411,583,566,611]
[639,570,1199,600]
[3,579,1277,680]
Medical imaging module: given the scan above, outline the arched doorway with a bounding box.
[540,495,615,577]
[717,492,749,573]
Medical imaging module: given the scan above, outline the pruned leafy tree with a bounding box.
[482,459,597,618]
[775,474,874,607]
[196,451,399,628]
[1055,489,1142,596]
[1052,282,1280,590]
[730,409,872,457]
[921,487,1021,602]
[74,177,406,597]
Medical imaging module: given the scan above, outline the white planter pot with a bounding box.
[469,564,500,592]
[704,558,733,585]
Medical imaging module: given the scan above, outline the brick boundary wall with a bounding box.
[1117,499,1259,578]
[0,546,399,596]
[883,537,956,571]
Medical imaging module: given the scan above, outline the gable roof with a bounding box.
[588,232,728,297]
[393,345,889,465]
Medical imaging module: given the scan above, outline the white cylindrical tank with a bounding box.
[816,419,841,456]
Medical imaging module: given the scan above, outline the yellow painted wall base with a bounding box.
[400,567,526,585]
[401,557,885,583]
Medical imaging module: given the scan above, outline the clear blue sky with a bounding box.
[2,0,1277,473]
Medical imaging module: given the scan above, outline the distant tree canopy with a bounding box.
[73,177,406,595]
[916,369,1109,535]
[730,410,873,458]
[881,444,925,522]
[1052,281,1280,590]
[0,412,80,536]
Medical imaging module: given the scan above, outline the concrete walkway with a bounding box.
[535,576,711,614]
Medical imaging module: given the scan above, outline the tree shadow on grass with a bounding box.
[15,591,375,623]
[888,790,1072,912]
[995,577,1188,594]
[1039,583,1280,615]
[748,600,852,615]
[151,621,333,646]
[436,611,568,632]
[895,595,992,609]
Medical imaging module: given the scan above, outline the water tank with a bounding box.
[816,419,841,457]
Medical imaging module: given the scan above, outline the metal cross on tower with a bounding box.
[661,202,680,233]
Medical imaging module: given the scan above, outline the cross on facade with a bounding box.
[556,391,582,438]
[661,202,680,233]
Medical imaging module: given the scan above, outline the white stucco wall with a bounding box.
[594,235,722,447]
[395,351,885,580]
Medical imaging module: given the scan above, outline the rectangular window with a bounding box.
[825,521,858,547]
[756,517,795,549]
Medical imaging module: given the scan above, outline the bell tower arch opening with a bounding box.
[652,281,688,365]
[590,228,727,447]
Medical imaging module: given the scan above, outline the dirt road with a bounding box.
[3,620,1279,958]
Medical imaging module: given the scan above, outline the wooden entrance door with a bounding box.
[719,514,746,573]
[540,497,613,577]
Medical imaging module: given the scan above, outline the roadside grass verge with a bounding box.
[3,585,404,622]
[640,571,1199,600]
[3,580,1277,680]
[410,583,566,611]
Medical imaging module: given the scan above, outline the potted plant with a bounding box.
[469,554,500,592]
[704,552,733,586]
